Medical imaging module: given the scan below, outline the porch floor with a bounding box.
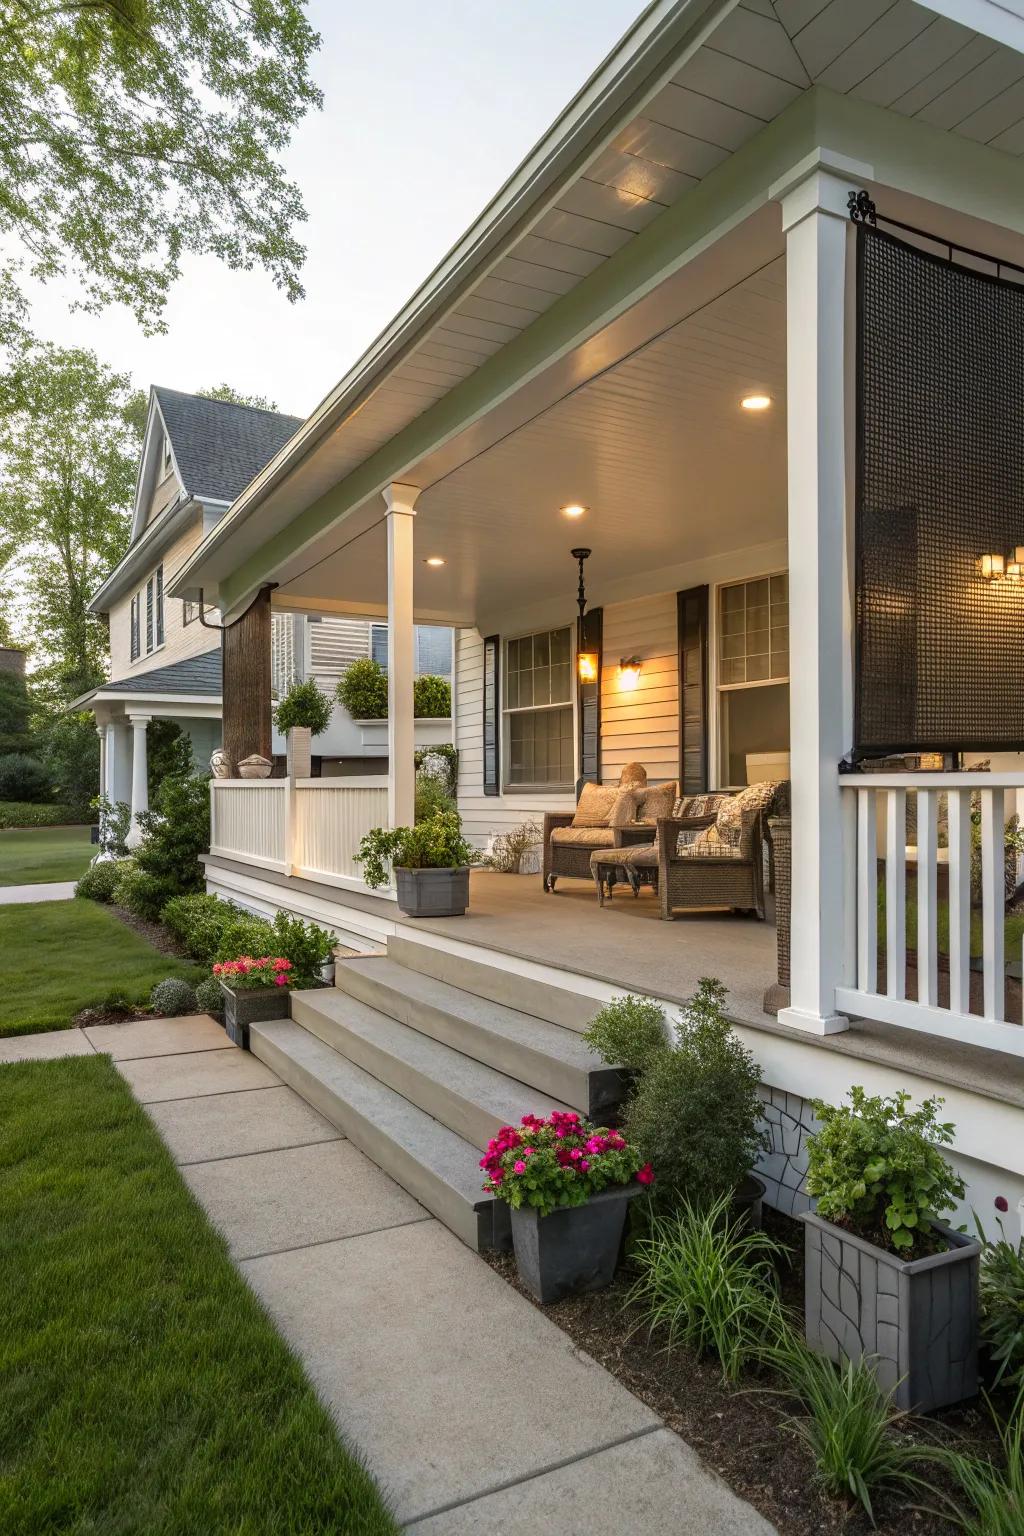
[411,870,777,1026]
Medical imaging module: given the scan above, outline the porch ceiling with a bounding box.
[273,255,787,626]
[171,0,1024,613]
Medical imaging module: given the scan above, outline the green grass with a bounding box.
[878,886,1024,961]
[0,899,203,1038]
[0,1055,398,1535]
[0,824,94,886]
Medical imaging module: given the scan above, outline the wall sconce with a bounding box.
[577,650,599,684]
[571,546,598,684]
[618,656,642,690]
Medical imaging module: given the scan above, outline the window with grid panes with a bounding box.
[504,628,573,787]
[718,574,788,685]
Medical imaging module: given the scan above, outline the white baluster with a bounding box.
[857,788,877,992]
[916,788,938,1008]
[947,789,971,1016]
[981,787,1005,1022]
[885,788,907,1002]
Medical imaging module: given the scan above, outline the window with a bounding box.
[155,565,164,646]
[142,563,164,655]
[367,624,453,677]
[130,594,140,661]
[145,579,154,653]
[504,627,573,788]
[182,599,197,626]
[370,623,388,669]
[161,431,172,473]
[717,574,789,786]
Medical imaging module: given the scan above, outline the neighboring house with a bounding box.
[169,0,1024,1250]
[78,388,453,840]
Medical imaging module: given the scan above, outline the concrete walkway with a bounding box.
[3,1016,775,1534]
[0,880,77,904]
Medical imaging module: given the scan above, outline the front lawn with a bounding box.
[0,824,94,886]
[0,899,203,1038]
[0,1055,397,1535]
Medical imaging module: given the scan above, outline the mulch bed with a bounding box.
[483,1208,1009,1535]
[108,904,191,960]
[71,1003,152,1029]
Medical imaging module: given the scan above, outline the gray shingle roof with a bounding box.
[154,388,303,504]
[103,650,222,697]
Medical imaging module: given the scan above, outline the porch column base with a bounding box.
[777,1005,849,1036]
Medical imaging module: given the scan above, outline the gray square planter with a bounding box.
[802,1211,981,1412]
[510,1183,643,1304]
[220,981,292,1051]
[395,865,470,917]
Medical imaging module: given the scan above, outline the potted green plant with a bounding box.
[586,980,768,1222]
[213,955,294,1048]
[802,1087,980,1412]
[274,678,333,778]
[481,1110,653,1303]
[356,807,474,916]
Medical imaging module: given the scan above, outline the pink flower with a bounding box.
[579,1159,590,1172]
[513,1160,527,1175]
[274,974,288,986]
[523,1147,534,1157]
[569,1148,583,1162]
[636,1163,655,1186]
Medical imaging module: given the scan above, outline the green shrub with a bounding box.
[161,892,235,963]
[336,658,387,719]
[765,1330,931,1524]
[976,1213,1024,1389]
[413,674,451,718]
[128,771,210,919]
[38,709,100,817]
[0,800,81,828]
[95,796,130,857]
[269,910,335,980]
[626,1192,784,1383]
[414,772,454,823]
[110,860,163,918]
[806,1087,965,1256]
[213,911,277,963]
[75,859,122,903]
[150,977,198,1017]
[195,976,225,1018]
[0,752,53,802]
[933,1384,1024,1536]
[584,994,669,1074]
[623,978,764,1213]
[415,744,458,798]
[274,678,333,735]
[356,809,474,888]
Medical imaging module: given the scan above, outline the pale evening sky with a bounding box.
[24,0,642,419]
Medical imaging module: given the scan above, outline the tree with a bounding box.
[0,1,321,344]
[198,384,280,412]
[0,670,33,755]
[0,345,144,701]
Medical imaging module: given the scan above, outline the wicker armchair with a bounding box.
[652,808,767,920]
[542,763,671,892]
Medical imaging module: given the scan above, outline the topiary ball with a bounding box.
[194,976,225,1019]
[150,977,198,1017]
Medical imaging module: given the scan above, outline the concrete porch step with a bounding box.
[337,955,624,1118]
[249,1018,495,1251]
[289,987,574,1149]
[387,934,599,1033]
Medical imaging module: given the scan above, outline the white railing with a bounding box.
[292,778,389,887]
[209,776,389,892]
[838,772,1024,1055]
[209,780,290,872]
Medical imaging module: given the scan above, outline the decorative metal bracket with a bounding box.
[848,189,877,226]
[571,547,591,621]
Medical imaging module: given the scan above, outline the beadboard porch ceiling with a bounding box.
[273,246,788,627]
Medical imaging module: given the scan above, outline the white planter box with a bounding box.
[355,718,452,750]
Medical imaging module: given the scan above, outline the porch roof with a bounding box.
[72,650,222,712]
[170,0,1024,618]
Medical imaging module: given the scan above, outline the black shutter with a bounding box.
[482,634,500,796]
[155,565,164,645]
[146,579,154,653]
[130,595,139,661]
[577,606,602,789]
[677,586,709,794]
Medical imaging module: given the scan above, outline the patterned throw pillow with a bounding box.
[714,781,781,847]
[676,824,743,859]
[571,782,618,828]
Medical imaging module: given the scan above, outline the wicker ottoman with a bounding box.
[590,845,659,905]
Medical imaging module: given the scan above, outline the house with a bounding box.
[170,0,1024,1249]
[79,388,454,842]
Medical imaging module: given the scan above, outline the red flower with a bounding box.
[636,1163,655,1186]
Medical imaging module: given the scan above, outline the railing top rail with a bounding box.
[839,772,1024,789]
[210,778,287,789]
[293,776,389,790]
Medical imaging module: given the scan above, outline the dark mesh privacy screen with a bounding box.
[855,223,1024,756]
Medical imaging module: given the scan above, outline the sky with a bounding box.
[24,0,642,420]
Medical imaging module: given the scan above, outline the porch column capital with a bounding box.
[770,147,874,233]
[127,712,151,728]
[382,482,421,517]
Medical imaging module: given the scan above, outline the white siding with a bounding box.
[309,618,372,687]
[455,628,574,850]
[600,593,679,785]
[109,514,219,679]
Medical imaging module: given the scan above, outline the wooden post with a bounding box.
[221,586,273,774]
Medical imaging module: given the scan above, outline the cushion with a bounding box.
[571,782,619,828]
[608,787,642,827]
[620,844,658,869]
[618,761,648,789]
[671,791,734,821]
[714,780,781,847]
[676,824,745,860]
[636,781,678,825]
[550,826,618,848]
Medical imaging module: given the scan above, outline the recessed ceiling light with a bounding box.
[423,556,446,567]
[561,503,588,518]
[740,394,772,411]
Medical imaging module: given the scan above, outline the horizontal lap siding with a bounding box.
[600,594,679,785]
[455,628,572,849]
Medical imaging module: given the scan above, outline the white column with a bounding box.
[383,483,419,828]
[126,713,151,848]
[96,725,107,803]
[105,720,129,805]
[771,149,872,1036]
